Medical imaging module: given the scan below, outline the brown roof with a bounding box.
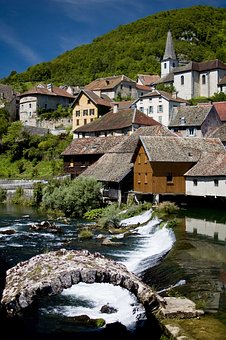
[185,151,226,176]
[19,84,75,98]
[213,102,226,122]
[206,124,226,142]
[169,104,216,127]
[154,72,174,84]
[74,108,160,133]
[174,59,226,74]
[84,75,135,91]
[140,136,225,162]
[139,90,188,104]
[80,152,133,183]
[135,125,179,137]
[61,136,127,156]
[137,74,160,86]
[136,84,153,91]
[72,89,112,108]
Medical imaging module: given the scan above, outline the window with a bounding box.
[138,154,141,164]
[214,179,219,187]
[164,62,167,69]
[76,119,79,125]
[89,109,95,116]
[84,119,87,125]
[167,173,173,183]
[29,103,31,108]
[157,105,163,112]
[144,173,148,184]
[75,110,80,117]
[202,75,206,85]
[138,173,141,184]
[83,109,88,116]
[193,179,198,186]
[87,99,91,104]
[149,106,153,114]
[144,155,148,164]
[149,98,152,102]
[158,116,162,123]
[187,127,196,136]
[139,107,144,112]
[181,75,184,85]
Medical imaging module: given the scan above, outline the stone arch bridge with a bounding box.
[1,249,163,318]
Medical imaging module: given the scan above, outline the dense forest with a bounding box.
[1,5,226,92]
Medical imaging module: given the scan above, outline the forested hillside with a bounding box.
[2,5,226,91]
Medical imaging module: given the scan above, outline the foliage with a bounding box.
[78,227,93,239]
[0,188,7,203]
[1,6,226,88]
[10,187,31,206]
[153,201,180,219]
[119,202,152,220]
[83,208,104,221]
[41,176,103,218]
[97,203,122,229]
[0,124,72,179]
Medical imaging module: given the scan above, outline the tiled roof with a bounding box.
[154,72,174,84]
[185,151,226,176]
[140,136,225,162]
[213,102,226,121]
[84,75,135,91]
[206,124,226,142]
[61,135,127,156]
[169,104,214,127]
[19,84,75,98]
[174,59,226,74]
[139,90,188,103]
[74,108,160,133]
[136,84,153,91]
[72,89,112,108]
[137,74,160,86]
[81,152,133,183]
[135,125,179,137]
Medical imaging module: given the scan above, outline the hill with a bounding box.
[2,5,226,91]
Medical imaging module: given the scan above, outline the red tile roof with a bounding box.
[19,84,75,98]
[213,102,226,122]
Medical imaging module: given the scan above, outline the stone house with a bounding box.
[168,103,222,137]
[132,89,188,127]
[18,83,75,128]
[84,75,138,100]
[0,84,18,121]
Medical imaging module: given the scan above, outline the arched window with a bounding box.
[202,75,206,85]
[181,75,184,85]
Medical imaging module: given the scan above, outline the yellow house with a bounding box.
[72,89,112,131]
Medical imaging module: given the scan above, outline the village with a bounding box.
[1,31,226,205]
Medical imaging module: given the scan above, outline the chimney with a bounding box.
[113,103,119,113]
[47,83,53,92]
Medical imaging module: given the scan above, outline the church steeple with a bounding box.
[161,30,178,77]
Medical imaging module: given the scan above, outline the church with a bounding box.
[154,31,226,100]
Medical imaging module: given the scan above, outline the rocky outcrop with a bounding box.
[1,248,160,318]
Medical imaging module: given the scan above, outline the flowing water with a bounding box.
[0,203,226,339]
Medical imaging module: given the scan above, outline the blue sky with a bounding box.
[0,0,225,79]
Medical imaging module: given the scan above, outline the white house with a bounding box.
[185,151,226,198]
[19,83,75,127]
[132,89,188,126]
[154,31,226,100]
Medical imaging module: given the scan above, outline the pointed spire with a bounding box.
[163,30,176,60]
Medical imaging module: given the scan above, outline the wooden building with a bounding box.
[132,136,225,198]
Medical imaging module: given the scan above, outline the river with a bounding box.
[0,203,226,339]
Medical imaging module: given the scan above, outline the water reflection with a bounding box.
[186,217,226,242]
